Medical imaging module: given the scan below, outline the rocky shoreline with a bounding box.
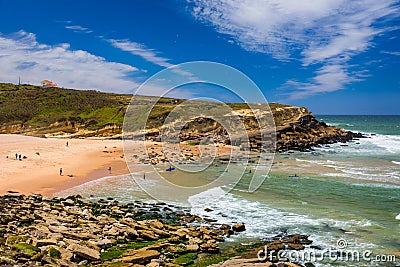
[0,192,316,267]
[274,114,365,152]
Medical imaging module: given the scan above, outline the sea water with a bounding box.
[58,115,400,266]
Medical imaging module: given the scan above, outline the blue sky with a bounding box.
[0,0,399,114]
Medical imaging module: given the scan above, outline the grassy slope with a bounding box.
[0,83,129,129]
[0,83,304,134]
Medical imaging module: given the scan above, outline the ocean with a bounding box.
[57,115,400,266]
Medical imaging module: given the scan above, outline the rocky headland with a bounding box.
[171,105,365,153]
[0,192,315,267]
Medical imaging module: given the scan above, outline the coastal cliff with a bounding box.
[0,83,363,151]
[171,104,364,152]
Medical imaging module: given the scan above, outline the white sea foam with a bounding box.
[292,133,400,184]
[313,133,400,156]
[369,134,400,154]
[347,182,400,189]
[189,189,373,253]
[188,186,227,207]
[324,164,400,184]
[295,158,325,165]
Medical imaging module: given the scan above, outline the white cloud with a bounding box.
[191,0,399,98]
[108,39,173,68]
[108,39,198,80]
[381,50,400,56]
[65,25,93,34]
[0,30,140,92]
[281,64,365,99]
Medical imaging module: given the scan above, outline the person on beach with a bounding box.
[66,141,69,147]
[143,173,146,180]
[18,154,21,161]
[108,167,112,174]
[59,168,63,176]
[15,153,18,160]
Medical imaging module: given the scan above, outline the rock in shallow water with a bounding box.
[232,223,246,232]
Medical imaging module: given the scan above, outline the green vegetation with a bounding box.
[188,241,266,267]
[49,246,61,258]
[0,83,129,129]
[173,252,198,265]
[103,261,127,266]
[189,254,230,267]
[101,240,162,261]
[0,83,186,134]
[134,212,162,221]
[187,141,200,146]
[13,243,40,257]
[6,235,29,245]
[101,249,125,261]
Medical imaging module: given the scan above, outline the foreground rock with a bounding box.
[0,193,242,266]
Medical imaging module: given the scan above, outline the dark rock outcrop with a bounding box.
[274,113,364,152]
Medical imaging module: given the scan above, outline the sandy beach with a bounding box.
[0,134,129,196]
[0,134,235,196]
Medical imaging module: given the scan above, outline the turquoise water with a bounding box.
[190,116,400,266]
[317,115,400,136]
[58,115,400,266]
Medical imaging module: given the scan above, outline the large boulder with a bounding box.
[95,239,113,249]
[118,249,160,264]
[265,240,285,251]
[200,242,219,253]
[149,220,164,229]
[138,230,159,240]
[232,223,246,232]
[67,243,100,261]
